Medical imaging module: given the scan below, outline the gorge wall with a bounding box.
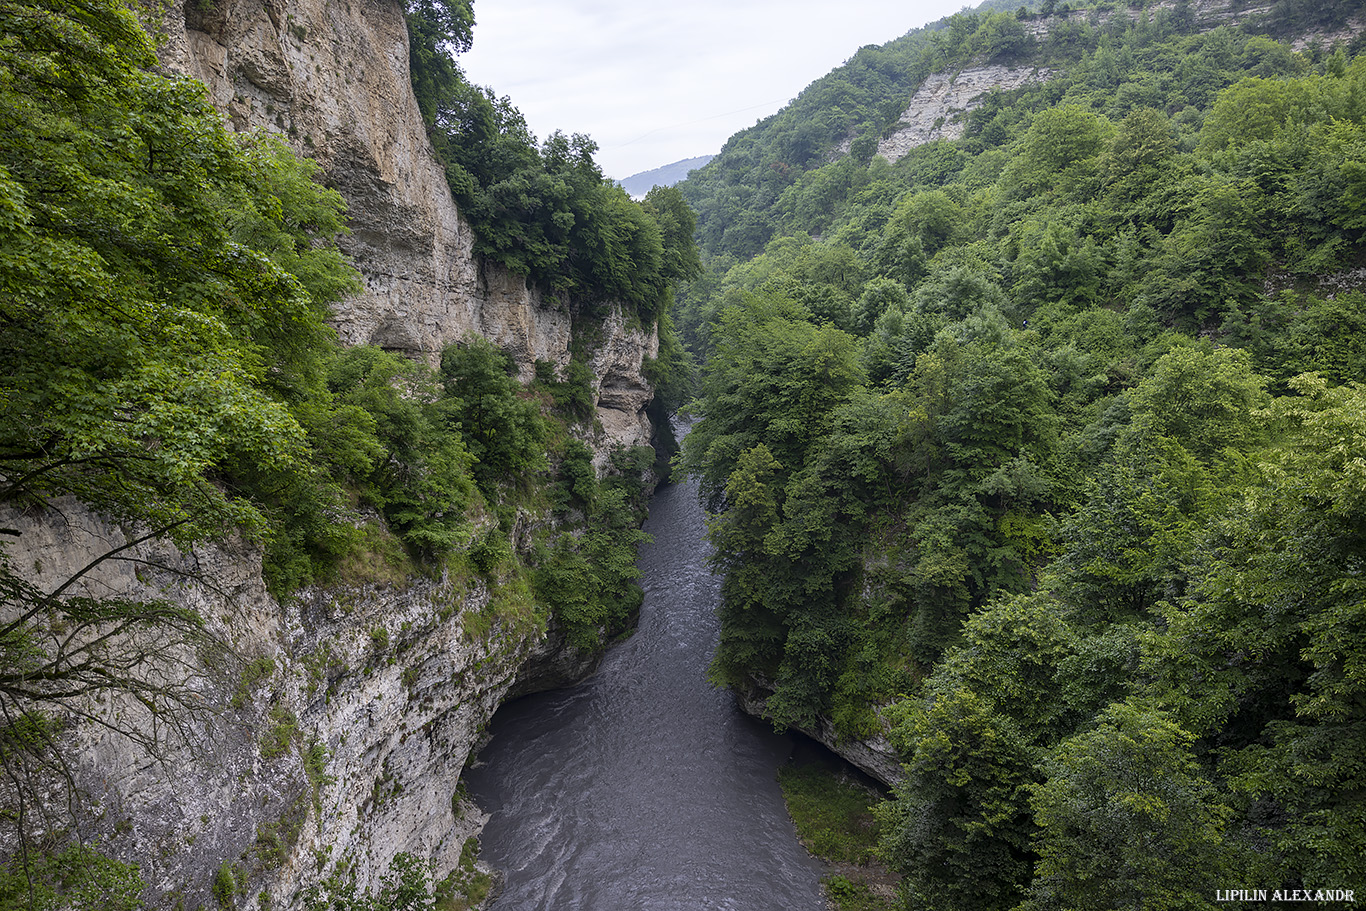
[0,0,661,908]
[155,0,658,461]
[1,499,556,910]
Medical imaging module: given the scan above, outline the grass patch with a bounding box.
[261,704,298,760]
[823,873,897,911]
[231,656,277,709]
[777,758,900,911]
[335,520,416,585]
[467,565,545,642]
[778,762,880,864]
[303,737,334,810]
[434,837,495,911]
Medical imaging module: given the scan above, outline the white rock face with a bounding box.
[0,501,545,909]
[876,65,1051,164]
[587,307,660,468]
[864,0,1343,168]
[152,0,657,454]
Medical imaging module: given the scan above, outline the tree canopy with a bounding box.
[675,6,1366,907]
[404,1,698,325]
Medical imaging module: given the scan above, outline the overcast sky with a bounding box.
[457,1,973,180]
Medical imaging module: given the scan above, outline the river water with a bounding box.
[464,478,825,911]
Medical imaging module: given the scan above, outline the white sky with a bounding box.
[457,0,973,180]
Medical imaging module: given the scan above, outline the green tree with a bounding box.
[0,0,361,892]
[683,292,865,502]
[1027,701,1235,911]
[327,346,478,559]
[1127,345,1269,460]
[1145,178,1271,326]
[641,185,702,289]
[1101,107,1176,213]
[0,843,143,911]
[935,594,1082,740]
[706,443,789,683]
[534,486,650,649]
[1196,75,1319,154]
[872,191,964,287]
[1154,375,1366,887]
[879,689,1039,911]
[1052,434,1212,622]
[0,0,329,540]
[1001,105,1113,200]
[438,337,547,494]
[421,59,692,324]
[405,0,474,125]
[975,11,1032,63]
[0,0,358,577]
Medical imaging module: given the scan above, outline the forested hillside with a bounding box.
[675,0,1366,907]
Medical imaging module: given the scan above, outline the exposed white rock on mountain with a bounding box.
[876,65,1052,163]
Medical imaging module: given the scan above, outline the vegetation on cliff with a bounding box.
[677,2,1366,907]
[0,0,684,903]
[405,0,701,326]
[0,0,657,631]
[678,0,1366,268]
[0,0,352,901]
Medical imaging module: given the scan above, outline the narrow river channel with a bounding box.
[464,476,826,910]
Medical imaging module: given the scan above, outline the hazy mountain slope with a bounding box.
[619,155,716,197]
[679,0,1366,263]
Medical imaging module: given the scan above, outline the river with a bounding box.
[463,477,826,910]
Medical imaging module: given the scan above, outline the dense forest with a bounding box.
[0,0,695,668]
[674,0,1366,907]
[406,0,701,328]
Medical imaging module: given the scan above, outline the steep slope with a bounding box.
[0,1,664,908]
[675,1,1366,906]
[1,498,546,910]
[156,0,658,455]
[679,0,1366,264]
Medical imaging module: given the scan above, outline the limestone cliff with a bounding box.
[0,500,554,909]
[0,1,662,908]
[153,0,658,458]
[873,65,1050,164]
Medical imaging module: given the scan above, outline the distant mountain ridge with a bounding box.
[618,155,715,197]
